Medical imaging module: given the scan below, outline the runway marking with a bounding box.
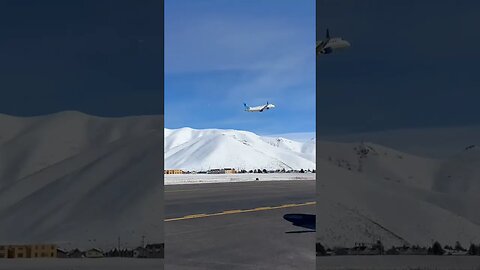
[165,201,316,222]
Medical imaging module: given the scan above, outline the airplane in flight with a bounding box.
[243,102,275,112]
[316,29,350,55]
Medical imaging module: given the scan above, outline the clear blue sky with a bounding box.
[165,0,315,136]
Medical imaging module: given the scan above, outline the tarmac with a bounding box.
[164,180,315,270]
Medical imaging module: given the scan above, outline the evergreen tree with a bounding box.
[468,244,476,255]
[375,240,385,254]
[455,241,466,251]
[467,243,479,255]
[431,241,445,255]
[316,243,327,256]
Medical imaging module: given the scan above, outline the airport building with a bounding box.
[207,168,238,174]
[0,246,7,258]
[164,169,184,174]
[7,245,27,258]
[207,169,223,174]
[85,248,104,258]
[28,244,57,258]
[0,244,57,258]
[224,168,237,174]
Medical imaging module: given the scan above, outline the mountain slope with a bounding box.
[0,112,164,249]
[0,111,163,188]
[164,127,316,171]
[316,141,480,248]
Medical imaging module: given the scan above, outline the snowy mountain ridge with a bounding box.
[164,127,316,171]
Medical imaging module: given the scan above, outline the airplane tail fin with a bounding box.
[243,103,249,110]
[326,28,330,39]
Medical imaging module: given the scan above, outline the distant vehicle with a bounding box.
[316,29,350,55]
[243,102,275,112]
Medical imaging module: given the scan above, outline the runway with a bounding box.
[164,180,315,270]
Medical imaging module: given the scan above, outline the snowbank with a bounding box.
[165,173,315,185]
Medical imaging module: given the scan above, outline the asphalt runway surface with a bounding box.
[164,180,315,270]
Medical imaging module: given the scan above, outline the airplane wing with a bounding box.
[259,104,268,112]
[316,41,324,55]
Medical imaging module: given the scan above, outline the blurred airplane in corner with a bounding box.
[316,29,350,55]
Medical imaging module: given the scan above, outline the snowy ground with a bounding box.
[0,258,163,270]
[164,172,315,185]
[316,256,480,270]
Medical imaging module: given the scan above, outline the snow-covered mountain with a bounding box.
[316,141,480,248]
[164,127,316,171]
[0,111,164,250]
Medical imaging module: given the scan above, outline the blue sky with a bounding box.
[165,0,315,136]
[317,0,480,136]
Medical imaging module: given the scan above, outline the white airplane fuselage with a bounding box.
[244,103,275,112]
[317,37,350,55]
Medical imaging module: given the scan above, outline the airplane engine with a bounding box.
[322,47,333,54]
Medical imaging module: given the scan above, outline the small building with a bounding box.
[0,245,8,258]
[27,244,57,258]
[0,244,57,258]
[7,245,27,258]
[145,243,164,258]
[444,247,467,256]
[207,169,224,174]
[56,249,68,258]
[224,168,237,174]
[67,248,83,258]
[391,245,428,255]
[346,242,384,255]
[164,169,184,174]
[133,247,148,258]
[85,248,104,258]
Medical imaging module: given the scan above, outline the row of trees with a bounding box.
[423,241,480,255]
[317,241,480,256]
